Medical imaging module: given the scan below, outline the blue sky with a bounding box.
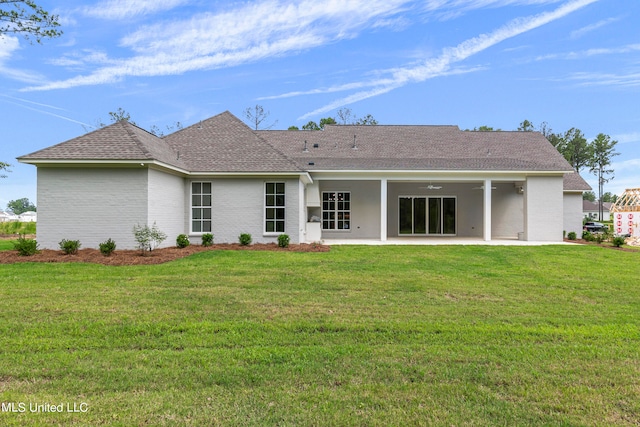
[1,0,639,209]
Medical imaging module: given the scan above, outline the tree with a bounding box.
[150,121,183,137]
[517,120,535,132]
[589,133,619,221]
[319,117,337,128]
[582,191,596,202]
[601,192,617,203]
[336,108,354,125]
[355,114,378,126]
[7,197,36,214]
[287,126,299,131]
[0,0,62,43]
[244,104,276,130]
[561,128,591,173]
[302,121,321,131]
[1,161,10,179]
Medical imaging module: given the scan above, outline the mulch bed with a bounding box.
[564,238,638,252]
[0,243,329,266]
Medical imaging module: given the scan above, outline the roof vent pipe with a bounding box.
[303,140,309,152]
[352,135,358,150]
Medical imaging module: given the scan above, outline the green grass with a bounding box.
[0,240,14,251]
[1,245,639,426]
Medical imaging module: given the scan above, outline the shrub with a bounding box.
[567,231,577,240]
[582,231,594,242]
[59,239,81,255]
[612,236,625,248]
[239,233,252,246]
[201,233,214,247]
[133,222,167,254]
[99,238,116,256]
[278,234,290,248]
[13,235,39,256]
[176,234,190,248]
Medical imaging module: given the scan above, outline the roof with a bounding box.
[163,112,302,173]
[564,171,592,192]
[18,120,190,170]
[258,125,574,172]
[583,200,613,211]
[19,111,577,176]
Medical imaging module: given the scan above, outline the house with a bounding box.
[0,211,18,222]
[582,200,612,221]
[18,111,590,249]
[18,211,37,222]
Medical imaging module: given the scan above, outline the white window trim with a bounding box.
[190,181,212,235]
[322,191,351,231]
[264,182,286,235]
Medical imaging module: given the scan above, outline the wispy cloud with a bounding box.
[82,0,189,20]
[23,0,413,91]
[298,0,599,119]
[567,70,640,87]
[613,132,640,145]
[0,95,93,128]
[570,16,621,39]
[0,36,47,84]
[536,43,640,61]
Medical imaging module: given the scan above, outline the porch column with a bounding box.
[380,178,387,242]
[483,178,492,241]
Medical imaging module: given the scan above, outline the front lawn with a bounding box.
[0,246,638,425]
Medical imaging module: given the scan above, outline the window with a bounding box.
[265,182,285,233]
[322,192,350,230]
[192,182,212,233]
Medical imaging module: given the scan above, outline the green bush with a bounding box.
[132,222,167,253]
[99,238,116,256]
[13,235,39,256]
[612,236,626,248]
[277,234,290,248]
[239,233,252,246]
[582,231,594,242]
[201,233,214,247]
[567,231,577,240]
[59,239,81,255]
[176,234,190,248]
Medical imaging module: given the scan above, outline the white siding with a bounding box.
[189,178,300,244]
[524,176,564,241]
[37,167,148,249]
[148,168,186,248]
[563,192,584,237]
[319,180,381,239]
[491,184,524,239]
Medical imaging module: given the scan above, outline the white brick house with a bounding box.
[18,111,590,249]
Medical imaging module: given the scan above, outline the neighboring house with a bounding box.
[0,211,18,222]
[18,211,37,222]
[18,111,590,249]
[583,200,612,221]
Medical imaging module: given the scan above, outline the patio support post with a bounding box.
[380,178,387,241]
[483,178,492,241]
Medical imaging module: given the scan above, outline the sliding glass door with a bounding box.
[399,196,456,235]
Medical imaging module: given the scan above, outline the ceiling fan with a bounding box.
[419,183,443,190]
[472,185,496,190]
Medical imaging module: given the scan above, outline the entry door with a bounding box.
[399,196,456,235]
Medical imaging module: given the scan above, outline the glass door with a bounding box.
[399,196,456,236]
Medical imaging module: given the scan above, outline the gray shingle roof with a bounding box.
[162,112,302,173]
[18,121,189,170]
[258,126,574,172]
[19,111,581,179]
[564,171,592,191]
